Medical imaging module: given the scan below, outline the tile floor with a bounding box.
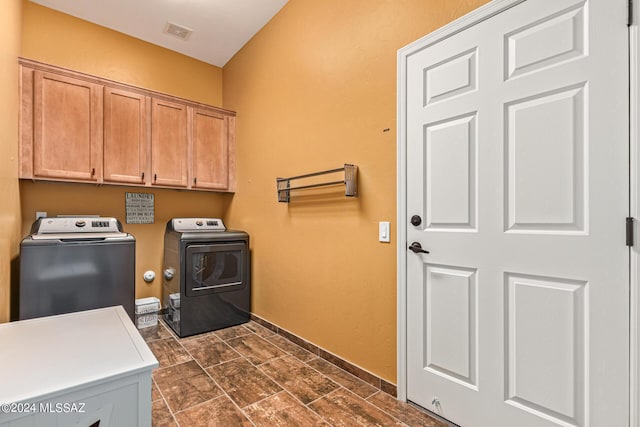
[141,319,448,426]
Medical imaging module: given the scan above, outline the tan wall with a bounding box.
[223,0,489,382]
[0,0,23,322]
[15,0,490,382]
[22,0,222,106]
[20,1,229,302]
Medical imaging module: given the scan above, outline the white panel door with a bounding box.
[404,1,629,426]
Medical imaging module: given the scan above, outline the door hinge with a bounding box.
[627,217,635,246]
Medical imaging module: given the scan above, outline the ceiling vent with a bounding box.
[163,22,193,41]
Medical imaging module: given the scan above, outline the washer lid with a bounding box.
[171,218,226,232]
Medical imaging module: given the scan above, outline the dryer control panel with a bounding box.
[171,218,226,232]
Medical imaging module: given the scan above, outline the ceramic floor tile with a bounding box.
[153,360,223,412]
[259,355,339,404]
[367,392,446,427]
[244,391,331,426]
[244,320,278,338]
[179,330,216,341]
[147,337,192,368]
[310,388,404,426]
[227,333,286,365]
[307,357,378,399]
[181,334,241,368]
[174,396,253,427]
[266,333,316,362]
[139,323,172,343]
[207,358,282,407]
[150,319,427,427]
[151,380,162,402]
[151,399,176,427]
[213,323,252,341]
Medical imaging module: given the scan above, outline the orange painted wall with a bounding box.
[20,1,229,302]
[0,0,23,322]
[21,0,222,106]
[14,0,490,382]
[223,0,489,382]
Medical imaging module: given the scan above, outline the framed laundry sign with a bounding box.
[125,192,155,224]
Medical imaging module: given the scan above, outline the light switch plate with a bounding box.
[379,221,390,243]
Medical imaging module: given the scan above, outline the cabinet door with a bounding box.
[151,99,188,187]
[33,71,102,181]
[190,107,230,190]
[104,88,149,184]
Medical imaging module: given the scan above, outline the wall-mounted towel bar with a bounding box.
[276,164,358,202]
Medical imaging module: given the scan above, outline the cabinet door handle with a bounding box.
[141,172,145,181]
[154,173,157,182]
[194,177,197,185]
[91,168,95,177]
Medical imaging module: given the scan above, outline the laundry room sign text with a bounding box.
[125,192,155,224]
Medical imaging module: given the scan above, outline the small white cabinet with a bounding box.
[0,306,158,427]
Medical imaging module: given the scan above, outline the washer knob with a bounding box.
[75,220,86,228]
[196,220,203,226]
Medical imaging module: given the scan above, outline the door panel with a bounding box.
[103,88,149,184]
[505,84,586,233]
[504,4,586,80]
[151,98,188,187]
[424,113,477,230]
[424,264,478,389]
[425,48,478,105]
[504,273,587,426]
[404,1,629,426]
[33,71,102,181]
[191,107,229,190]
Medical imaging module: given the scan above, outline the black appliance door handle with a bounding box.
[408,242,429,254]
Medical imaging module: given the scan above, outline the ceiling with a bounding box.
[30,0,289,67]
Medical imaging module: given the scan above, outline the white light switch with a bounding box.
[379,221,390,243]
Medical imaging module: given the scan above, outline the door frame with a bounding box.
[396,1,640,426]
[630,3,639,426]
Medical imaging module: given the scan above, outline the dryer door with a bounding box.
[184,242,247,297]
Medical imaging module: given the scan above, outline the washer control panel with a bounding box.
[34,217,122,234]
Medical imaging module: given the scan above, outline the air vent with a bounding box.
[163,22,193,41]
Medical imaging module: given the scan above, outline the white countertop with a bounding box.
[0,306,158,404]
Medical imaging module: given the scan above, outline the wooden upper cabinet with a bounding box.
[32,70,102,181]
[191,107,230,190]
[103,88,149,185]
[19,59,236,192]
[151,98,188,188]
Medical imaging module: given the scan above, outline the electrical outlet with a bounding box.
[36,211,47,220]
